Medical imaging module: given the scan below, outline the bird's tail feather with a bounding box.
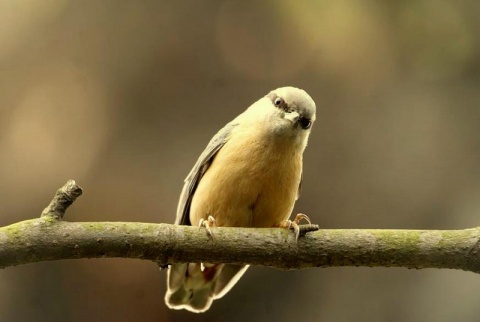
[165,263,249,313]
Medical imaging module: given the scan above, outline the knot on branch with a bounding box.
[41,180,83,219]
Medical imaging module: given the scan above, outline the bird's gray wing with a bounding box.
[175,122,238,226]
[296,172,302,200]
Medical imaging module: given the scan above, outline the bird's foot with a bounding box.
[281,213,315,240]
[198,215,216,240]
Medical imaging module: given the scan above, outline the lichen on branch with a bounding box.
[0,180,479,274]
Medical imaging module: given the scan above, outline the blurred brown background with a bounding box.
[1,1,480,321]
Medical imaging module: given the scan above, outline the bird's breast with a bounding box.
[190,127,302,228]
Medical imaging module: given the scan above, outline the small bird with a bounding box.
[165,86,316,313]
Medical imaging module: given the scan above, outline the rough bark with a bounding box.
[1,180,479,274]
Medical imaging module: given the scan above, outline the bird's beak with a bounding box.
[284,111,300,123]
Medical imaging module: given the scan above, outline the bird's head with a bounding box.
[244,86,317,149]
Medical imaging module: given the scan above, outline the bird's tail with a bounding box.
[165,262,249,313]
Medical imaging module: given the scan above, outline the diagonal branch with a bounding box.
[1,180,480,274]
[41,179,83,219]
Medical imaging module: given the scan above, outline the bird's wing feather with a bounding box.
[296,172,302,200]
[175,122,239,225]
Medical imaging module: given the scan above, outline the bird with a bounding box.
[165,86,316,313]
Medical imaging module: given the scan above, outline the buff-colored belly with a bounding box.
[190,134,302,228]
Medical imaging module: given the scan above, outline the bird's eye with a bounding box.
[274,97,284,107]
[299,117,312,130]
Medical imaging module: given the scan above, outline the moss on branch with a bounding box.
[1,180,479,274]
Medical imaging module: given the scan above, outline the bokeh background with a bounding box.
[1,1,480,321]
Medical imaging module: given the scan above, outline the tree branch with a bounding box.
[1,181,480,274]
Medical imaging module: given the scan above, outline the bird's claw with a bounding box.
[281,213,312,240]
[198,215,216,240]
